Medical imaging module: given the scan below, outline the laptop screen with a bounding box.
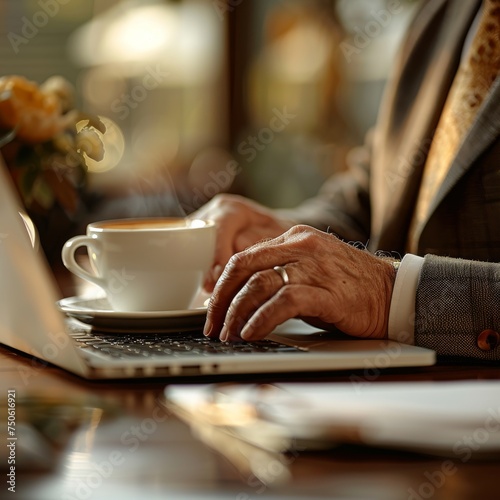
[0,153,87,375]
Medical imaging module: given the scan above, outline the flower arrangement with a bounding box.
[0,75,105,215]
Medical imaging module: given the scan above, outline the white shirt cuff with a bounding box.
[387,254,424,345]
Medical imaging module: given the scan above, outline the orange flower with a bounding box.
[0,75,72,144]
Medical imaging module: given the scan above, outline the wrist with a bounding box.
[380,257,400,339]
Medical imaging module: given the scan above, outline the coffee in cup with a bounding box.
[61,217,215,312]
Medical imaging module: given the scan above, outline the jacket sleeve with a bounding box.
[415,254,500,361]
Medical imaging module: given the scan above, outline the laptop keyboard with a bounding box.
[69,330,304,360]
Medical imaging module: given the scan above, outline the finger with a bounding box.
[204,236,289,336]
[216,210,287,270]
[202,204,292,291]
[202,266,222,293]
[204,258,252,337]
[205,223,275,292]
[202,215,250,292]
[209,228,279,294]
[222,268,286,339]
[205,228,306,335]
[240,284,338,341]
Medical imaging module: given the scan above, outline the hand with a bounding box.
[203,225,396,342]
[189,194,295,292]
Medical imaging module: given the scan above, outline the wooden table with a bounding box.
[1,343,499,500]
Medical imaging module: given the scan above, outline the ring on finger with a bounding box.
[273,265,290,286]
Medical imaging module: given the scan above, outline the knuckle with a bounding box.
[227,251,248,271]
[288,225,318,240]
[227,245,261,272]
[211,193,230,206]
[288,224,310,236]
[207,289,225,312]
[295,224,313,232]
[213,193,240,208]
[207,298,226,321]
[246,270,275,293]
[287,225,320,248]
[225,304,246,328]
[275,286,299,309]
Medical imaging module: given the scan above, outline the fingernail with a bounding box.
[240,326,251,341]
[203,319,213,337]
[220,325,228,342]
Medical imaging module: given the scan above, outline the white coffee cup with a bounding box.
[61,217,215,312]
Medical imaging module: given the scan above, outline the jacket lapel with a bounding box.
[423,76,500,225]
[371,0,481,252]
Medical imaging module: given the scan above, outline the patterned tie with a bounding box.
[407,0,500,253]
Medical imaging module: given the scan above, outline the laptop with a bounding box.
[0,154,436,379]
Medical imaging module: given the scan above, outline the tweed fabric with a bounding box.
[415,254,500,360]
[408,0,500,252]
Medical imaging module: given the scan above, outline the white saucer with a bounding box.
[56,296,208,333]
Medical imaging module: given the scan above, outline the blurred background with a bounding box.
[0,0,421,262]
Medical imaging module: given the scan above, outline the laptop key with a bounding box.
[71,330,305,360]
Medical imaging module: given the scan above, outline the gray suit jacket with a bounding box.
[281,0,500,360]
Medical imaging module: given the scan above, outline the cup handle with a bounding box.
[61,235,107,290]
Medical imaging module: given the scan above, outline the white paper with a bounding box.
[165,380,500,456]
